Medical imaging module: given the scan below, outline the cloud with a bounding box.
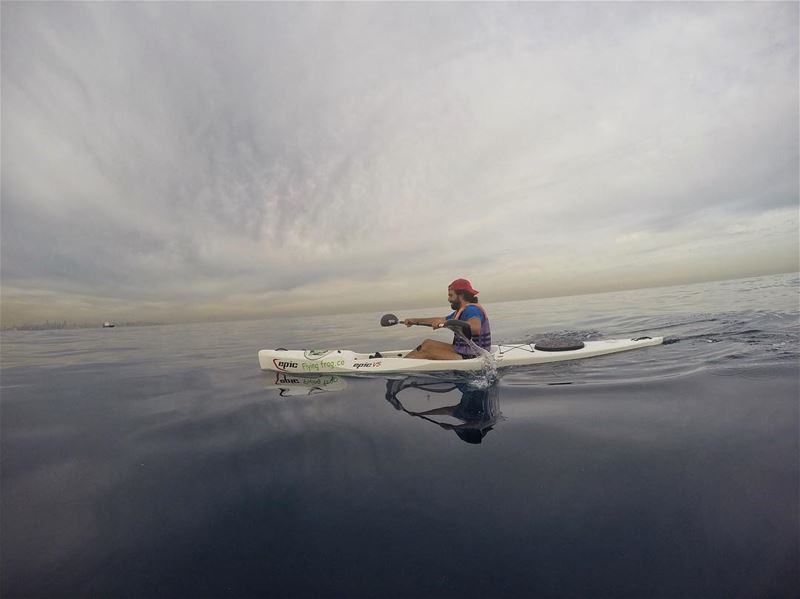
[1,2,797,324]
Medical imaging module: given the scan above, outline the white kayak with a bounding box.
[258,336,663,375]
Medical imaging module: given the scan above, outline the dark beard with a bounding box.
[449,300,460,311]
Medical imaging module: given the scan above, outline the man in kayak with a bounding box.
[403,278,492,360]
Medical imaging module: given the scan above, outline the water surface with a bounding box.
[2,274,798,597]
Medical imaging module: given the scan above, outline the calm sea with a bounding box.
[2,273,798,598]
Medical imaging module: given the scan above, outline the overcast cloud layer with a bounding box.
[2,2,798,324]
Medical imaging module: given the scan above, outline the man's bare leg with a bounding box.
[404,339,463,360]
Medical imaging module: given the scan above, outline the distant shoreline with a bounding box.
[2,271,797,332]
[2,321,163,332]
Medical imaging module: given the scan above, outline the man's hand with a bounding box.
[430,317,446,329]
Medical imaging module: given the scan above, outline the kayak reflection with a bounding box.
[385,377,503,444]
[262,373,503,444]
[264,372,347,396]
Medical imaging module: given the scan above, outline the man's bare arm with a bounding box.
[404,317,446,328]
[466,316,481,336]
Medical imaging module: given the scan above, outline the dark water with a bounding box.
[2,274,798,598]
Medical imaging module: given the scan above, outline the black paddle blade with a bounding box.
[443,319,472,339]
[380,314,399,327]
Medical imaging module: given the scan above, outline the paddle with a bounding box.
[380,313,472,340]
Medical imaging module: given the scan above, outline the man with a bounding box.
[403,278,492,360]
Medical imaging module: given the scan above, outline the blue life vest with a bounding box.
[448,303,492,357]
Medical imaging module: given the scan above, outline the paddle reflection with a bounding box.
[385,377,503,444]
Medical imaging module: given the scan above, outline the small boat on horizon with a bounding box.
[103,321,115,328]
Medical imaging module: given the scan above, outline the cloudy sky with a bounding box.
[2,2,798,325]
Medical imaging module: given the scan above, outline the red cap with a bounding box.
[448,278,479,295]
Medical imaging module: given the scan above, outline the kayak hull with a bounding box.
[258,336,664,374]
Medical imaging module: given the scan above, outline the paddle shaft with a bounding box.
[400,320,435,328]
[380,313,471,339]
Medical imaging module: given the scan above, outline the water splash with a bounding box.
[457,333,498,384]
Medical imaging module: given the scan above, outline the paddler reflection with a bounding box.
[385,377,503,444]
[264,372,347,397]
